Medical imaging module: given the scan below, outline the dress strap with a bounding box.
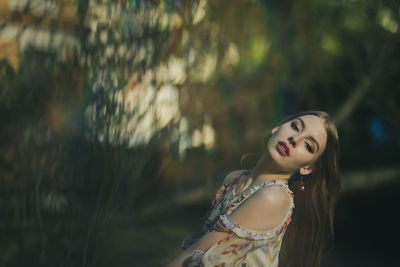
[257,180,294,198]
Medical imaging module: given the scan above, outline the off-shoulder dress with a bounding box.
[181,170,295,267]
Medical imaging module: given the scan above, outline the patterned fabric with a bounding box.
[182,170,295,267]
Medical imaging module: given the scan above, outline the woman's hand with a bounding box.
[165,231,229,267]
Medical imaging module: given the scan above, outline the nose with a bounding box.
[288,136,296,148]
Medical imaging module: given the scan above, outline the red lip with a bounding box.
[277,141,290,156]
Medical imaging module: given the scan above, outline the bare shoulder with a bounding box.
[255,185,291,210]
[229,183,291,231]
[223,169,247,184]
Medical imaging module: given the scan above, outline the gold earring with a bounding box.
[300,173,305,191]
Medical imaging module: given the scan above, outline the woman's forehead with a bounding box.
[299,114,325,126]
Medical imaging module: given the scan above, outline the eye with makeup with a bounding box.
[291,121,299,132]
[305,141,314,153]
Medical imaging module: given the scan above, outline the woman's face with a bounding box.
[267,115,328,174]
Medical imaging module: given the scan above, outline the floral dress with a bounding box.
[181,171,295,267]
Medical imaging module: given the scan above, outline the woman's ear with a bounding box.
[271,126,279,135]
[300,166,313,176]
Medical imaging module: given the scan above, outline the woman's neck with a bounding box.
[249,153,292,184]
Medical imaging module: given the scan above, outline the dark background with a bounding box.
[0,0,399,266]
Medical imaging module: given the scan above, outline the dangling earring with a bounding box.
[300,173,305,191]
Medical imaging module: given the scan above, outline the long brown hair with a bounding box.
[277,111,341,267]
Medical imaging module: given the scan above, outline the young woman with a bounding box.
[166,111,340,267]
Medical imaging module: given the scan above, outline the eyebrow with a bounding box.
[297,117,320,152]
